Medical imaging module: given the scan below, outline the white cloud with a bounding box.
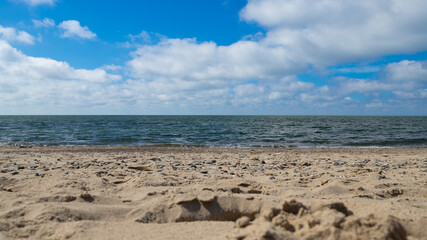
[58,20,96,40]
[241,0,427,65]
[0,36,425,114]
[335,66,381,74]
[101,64,122,72]
[124,36,309,110]
[121,31,165,48]
[268,76,314,100]
[273,76,314,93]
[0,25,35,44]
[1,0,426,114]
[0,41,120,83]
[0,40,121,112]
[383,60,427,83]
[393,89,427,99]
[128,37,304,82]
[123,32,426,113]
[13,0,57,6]
[338,78,395,94]
[33,18,55,28]
[326,60,427,99]
[123,0,427,113]
[233,84,265,97]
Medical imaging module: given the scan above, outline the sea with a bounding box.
[0,115,426,148]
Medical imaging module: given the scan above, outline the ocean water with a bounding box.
[0,115,426,148]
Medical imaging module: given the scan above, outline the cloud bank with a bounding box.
[120,0,426,114]
[0,0,426,114]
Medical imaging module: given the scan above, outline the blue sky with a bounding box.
[0,0,426,115]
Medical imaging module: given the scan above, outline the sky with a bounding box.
[0,0,426,115]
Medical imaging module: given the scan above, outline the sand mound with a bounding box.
[130,192,273,223]
[230,200,407,240]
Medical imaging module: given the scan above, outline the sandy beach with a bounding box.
[0,146,426,239]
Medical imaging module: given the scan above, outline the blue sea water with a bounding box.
[0,115,426,148]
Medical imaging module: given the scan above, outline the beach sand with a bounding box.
[0,146,426,239]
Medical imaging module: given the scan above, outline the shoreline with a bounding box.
[2,145,427,150]
[1,146,426,239]
[2,143,427,149]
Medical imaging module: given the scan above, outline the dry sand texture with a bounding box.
[0,147,426,239]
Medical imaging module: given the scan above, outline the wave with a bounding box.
[1,116,426,148]
[345,138,427,147]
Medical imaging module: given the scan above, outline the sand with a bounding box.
[0,146,426,240]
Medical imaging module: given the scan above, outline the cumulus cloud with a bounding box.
[382,60,427,84]
[0,36,424,114]
[0,41,120,83]
[124,0,427,110]
[337,78,395,94]
[58,20,96,40]
[2,0,426,114]
[12,0,57,6]
[33,18,55,28]
[128,37,304,82]
[269,78,314,100]
[124,35,311,110]
[0,26,35,44]
[336,60,427,96]
[0,40,121,112]
[241,0,427,65]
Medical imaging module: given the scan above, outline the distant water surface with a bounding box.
[0,116,426,148]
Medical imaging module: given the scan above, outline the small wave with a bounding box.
[345,138,427,147]
[1,116,426,148]
[96,137,140,144]
[311,126,332,129]
[115,137,140,143]
[2,141,70,147]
